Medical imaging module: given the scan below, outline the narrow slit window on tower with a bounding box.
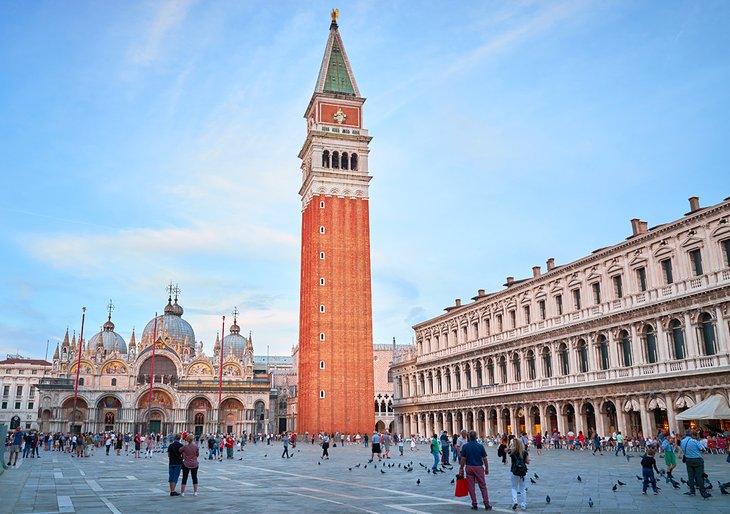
[341,152,348,170]
[319,252,325,259]
[319,332,325,341]
[320,360,325,369]
[319,305,325,313]
[320,200,325,208]
[319,390,325,399]
[319,277,325,286]
[350,153,358,171]
[319,226,325,234]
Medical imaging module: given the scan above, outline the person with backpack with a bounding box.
[508,437,530,510]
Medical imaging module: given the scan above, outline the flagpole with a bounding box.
[72,307,86,430]
[146,313,158,432]
[218,315,225,432]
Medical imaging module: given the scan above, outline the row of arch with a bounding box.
[397,392,712,439]
[322,150,358,171]
[398,312,721,397]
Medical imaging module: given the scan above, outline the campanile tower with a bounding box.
[297,11,374,435]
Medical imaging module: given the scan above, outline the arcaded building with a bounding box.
[37,291,271,436]
[391,197,730,439]
[297,13,374,435]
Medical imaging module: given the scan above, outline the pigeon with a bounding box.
[626,454,634,460]
[617,480,626,486]
[546,495,551,504]
[238,457,243,461]
[369,459,374,464]
[427,469,431,474]
[398,463,401,468]
[588,498,594,508]
[636,476,643,481]
[530,478,537,484]
[381,469,385,474]
[534,473,540,479]
[718,482,729,495]
[264,454,267,458]
[364,465,367,469]
[577,475,582,482]
[406,467,413,472]
[416,479,421,485]
[348,468,352,471]
[680,478,687,484]
[612,484,617,492]
[355,464,361,468]
[450,479,455,484]
[318,462,320,465]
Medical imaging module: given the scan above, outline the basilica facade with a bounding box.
[391,196,730,439]
[38,291,271,436]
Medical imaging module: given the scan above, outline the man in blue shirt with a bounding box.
[680,430,710,498]
[458,430,492,510]
[8,428,23,466]
[440,431,450,465]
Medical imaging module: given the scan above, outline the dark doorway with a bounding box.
[149,420,161,433]
[226,425,233,434]
[10,415,20,429]
[278,418,287,433]
[195,425,203,437]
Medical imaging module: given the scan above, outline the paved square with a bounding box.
[2,442,729,513]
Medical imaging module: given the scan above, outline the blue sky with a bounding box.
[1,1,728,359]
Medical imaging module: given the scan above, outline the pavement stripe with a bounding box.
[287,491,379,514]
[99,496,122,514]
[298,487,360,499]
[57,495,75,513]
[126,475,137,480]
[86,479,103,492]
[54,471,64,479]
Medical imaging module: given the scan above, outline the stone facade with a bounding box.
[391,197,730,439]
[0,357,52,430]
[297,17,374,434]
[37,293,271,436]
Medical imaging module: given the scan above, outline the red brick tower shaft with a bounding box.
[297,14,374,435]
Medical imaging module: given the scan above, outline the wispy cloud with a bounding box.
[129,0,193,66]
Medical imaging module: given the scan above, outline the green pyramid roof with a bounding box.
[314,22,360,97]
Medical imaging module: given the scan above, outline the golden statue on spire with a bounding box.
[331,8,339,23]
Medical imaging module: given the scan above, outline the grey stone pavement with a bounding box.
[1,441,729,513]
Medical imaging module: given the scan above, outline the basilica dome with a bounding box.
[141,296,196,351]
[88,318,127,354]
[222,320,250,359]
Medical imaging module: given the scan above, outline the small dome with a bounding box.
[88,328,127,354]
[141,295,196,351]
[222,331,248,358]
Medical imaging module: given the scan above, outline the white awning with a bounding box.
[676,394,730,420]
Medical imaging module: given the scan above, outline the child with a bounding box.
[497,439,508,465]
[641,448,660,495]
[398,438,404,456]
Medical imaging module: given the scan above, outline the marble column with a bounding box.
[664,394,678,435]
[638,396,652,437]
[594,400,606,438]
[683,312,699,358]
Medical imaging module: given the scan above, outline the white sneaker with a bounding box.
[193,492,198,496]
[181,492,185,497]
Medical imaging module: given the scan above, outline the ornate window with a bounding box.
[526,350,536,380]
[612,275,623,299]
[542,347,552,378]
[350,153,358,171]
[498,356,507,384]
[619,330,632,367]
[511,353,521,382]
[660,259,674,284]
[577,339,588,373]
[486,359,495,385]
[332,151,340,169]
[341,152,348,170]
[644,325,658,363]
[598,335,610,370]
[636,267,648,292]
[558,343,569,376]
[700,313,717,356]
[322,150,330,168]
[689,249,703,276]
[670,319,685,360]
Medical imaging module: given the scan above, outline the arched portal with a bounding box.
[188,396,212,436]
[138,355,178,386]
[96,396,122,432]
[253,400,266,435]
[62,397,89,433]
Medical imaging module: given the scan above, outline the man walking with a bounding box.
[680,430,710,498]
[459,430,492,510]
[167,434,184,497]
[281,432,290,458]
[614,431,625,456]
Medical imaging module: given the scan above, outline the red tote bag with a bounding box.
[455,477,469,497]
